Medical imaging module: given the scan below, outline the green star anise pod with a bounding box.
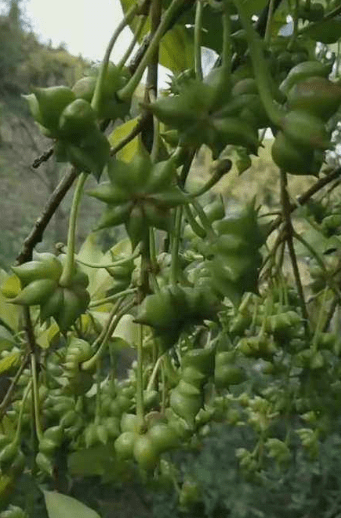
[142,73,259,159]
[88,153,187,247]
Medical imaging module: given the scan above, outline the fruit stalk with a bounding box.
[91,2,139,113]
[194,0,203,80]
[118,0,186,102]
[171,207,184,286]
[118,13,148,70]
[59,172,87,287]
[31,354,43,442]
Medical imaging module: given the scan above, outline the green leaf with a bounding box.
[159,25,194,73]
[0,352,20,375]
[43,490,101,518]
[243,0,268,15]
[119,0,193,73]
[303,17,341,44]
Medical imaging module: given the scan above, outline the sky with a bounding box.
[24,0,133,63]
[18,0,173,84]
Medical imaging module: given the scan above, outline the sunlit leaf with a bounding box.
[36,323,59,349]
[109,238,132,258]
[0,273,21,299]
[0,352,20,375]
[108,118,140,163]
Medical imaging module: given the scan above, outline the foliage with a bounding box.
[1,0,341,517]
[0,2,87,95]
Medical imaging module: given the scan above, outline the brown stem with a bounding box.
[16,168,78,265]
[280,169,309,331]
[297,168,341,205]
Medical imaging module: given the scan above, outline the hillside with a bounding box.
[0,2,104,268]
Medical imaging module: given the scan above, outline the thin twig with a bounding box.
[323,178,341,199]
[269,167,341,235]
[110,115,149,158]
[32,147,54,169]
[297,168,341,205]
